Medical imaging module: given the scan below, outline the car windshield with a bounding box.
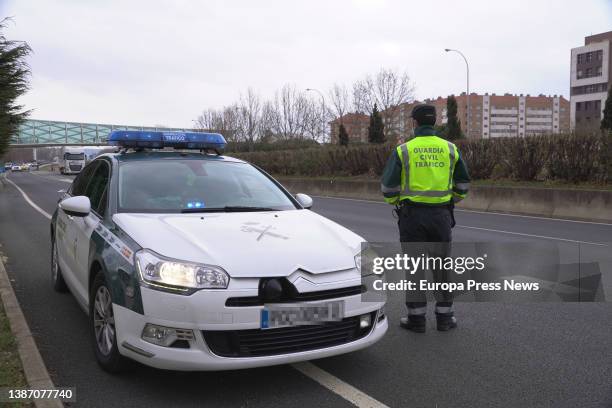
[118,159,297,213]
[65,153,85,160]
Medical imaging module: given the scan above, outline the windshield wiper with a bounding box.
[181,206,279,213]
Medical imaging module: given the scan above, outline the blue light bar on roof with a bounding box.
[108,130,226,153]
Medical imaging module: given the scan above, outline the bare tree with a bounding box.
[352,68,415,114]
[303,98,329,143]
[192,69,414,146]
[328,83,351,123]
[258,101,278,143]
[194,108,219,131]
[194,106,240,142]
[269,84,310,140]
[236,88,262,150]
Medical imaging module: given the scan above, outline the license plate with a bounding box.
[260,301,344,329]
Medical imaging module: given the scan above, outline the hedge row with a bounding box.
[225,138,319,153]
[233,133,611,183]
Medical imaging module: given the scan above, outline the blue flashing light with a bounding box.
[108,130,226,153]
[186,201,204,209]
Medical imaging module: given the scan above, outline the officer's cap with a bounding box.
[411,104,436,125]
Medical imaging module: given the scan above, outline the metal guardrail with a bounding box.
[10,119,187,146]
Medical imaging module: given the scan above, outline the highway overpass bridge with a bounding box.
[10,119,188,148]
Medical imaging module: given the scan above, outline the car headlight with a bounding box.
[355,246,379,277]
[354,252,362,274]
[135,249,229,293]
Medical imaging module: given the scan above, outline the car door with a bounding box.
[72,160,110,304]
[56,162,98,299]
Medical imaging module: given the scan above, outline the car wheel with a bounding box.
[51,239,68,292]
[90,272,125,373]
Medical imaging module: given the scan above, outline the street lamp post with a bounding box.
[306,88,330,142]
[306,88,327,110]
[444,48,470,138]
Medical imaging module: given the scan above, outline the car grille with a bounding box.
[69,164,82,171]
[202,312,376,357]
[225,285,366,307]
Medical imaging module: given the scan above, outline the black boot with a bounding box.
[436,313,457,331]
[400,316,426,333]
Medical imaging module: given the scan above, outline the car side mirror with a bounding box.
[295,193,313,209]
[59,196,91,217]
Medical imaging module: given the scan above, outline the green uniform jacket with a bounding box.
[380,125,471,205]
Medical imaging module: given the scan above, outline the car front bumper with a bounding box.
[113,273,387,371]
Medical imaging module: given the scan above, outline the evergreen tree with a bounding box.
[338,123,349,146]
[434,124,448,139]
[446,95,463,140]
[0,18,31,157]
[601,86,612,132]
[368,103,385,143]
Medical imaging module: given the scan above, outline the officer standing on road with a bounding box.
[380,104,470,333]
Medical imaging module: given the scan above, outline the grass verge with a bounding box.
[0,300,31,407]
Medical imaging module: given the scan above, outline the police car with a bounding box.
[51,131,387,372]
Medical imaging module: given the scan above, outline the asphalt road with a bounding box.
[1,170,611,408]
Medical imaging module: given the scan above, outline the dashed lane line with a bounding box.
[292,362,390,408]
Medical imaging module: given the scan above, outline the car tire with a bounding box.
[51,239,68,292]
[90,272,125,373]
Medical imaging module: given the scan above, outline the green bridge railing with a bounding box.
[11,119,187,146]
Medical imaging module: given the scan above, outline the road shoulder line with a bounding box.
[0,257,62,408]
[310,195,612,226]
[5,177,52,220]
[456,225,608,246]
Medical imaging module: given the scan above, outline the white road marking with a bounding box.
[311,195,609,246]
[455,208,612,226]
[8,176,387,407]
[456,225,607,246]
[5,178,52,220]
[292,362,389,408]
[311,195,612,226]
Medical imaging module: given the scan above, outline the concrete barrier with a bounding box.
[277,178,612,223]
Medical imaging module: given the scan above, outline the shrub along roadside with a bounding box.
[234,133,610,184]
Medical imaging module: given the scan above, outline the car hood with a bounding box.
[112,210,364,277]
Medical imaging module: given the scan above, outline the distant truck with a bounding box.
[60,147,86,175]
[59,146,117,174]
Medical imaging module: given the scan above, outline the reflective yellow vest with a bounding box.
[396,135,459,204]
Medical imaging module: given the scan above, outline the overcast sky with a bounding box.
[2,0,611,128]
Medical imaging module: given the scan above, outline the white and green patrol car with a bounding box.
[50,131,387,372]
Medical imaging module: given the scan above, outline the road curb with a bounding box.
[0,257,63,408]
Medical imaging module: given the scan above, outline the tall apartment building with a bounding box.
[570,31,612,131]
[329,93,569,143]
[400,93,569,139]
[444,94,567,138]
